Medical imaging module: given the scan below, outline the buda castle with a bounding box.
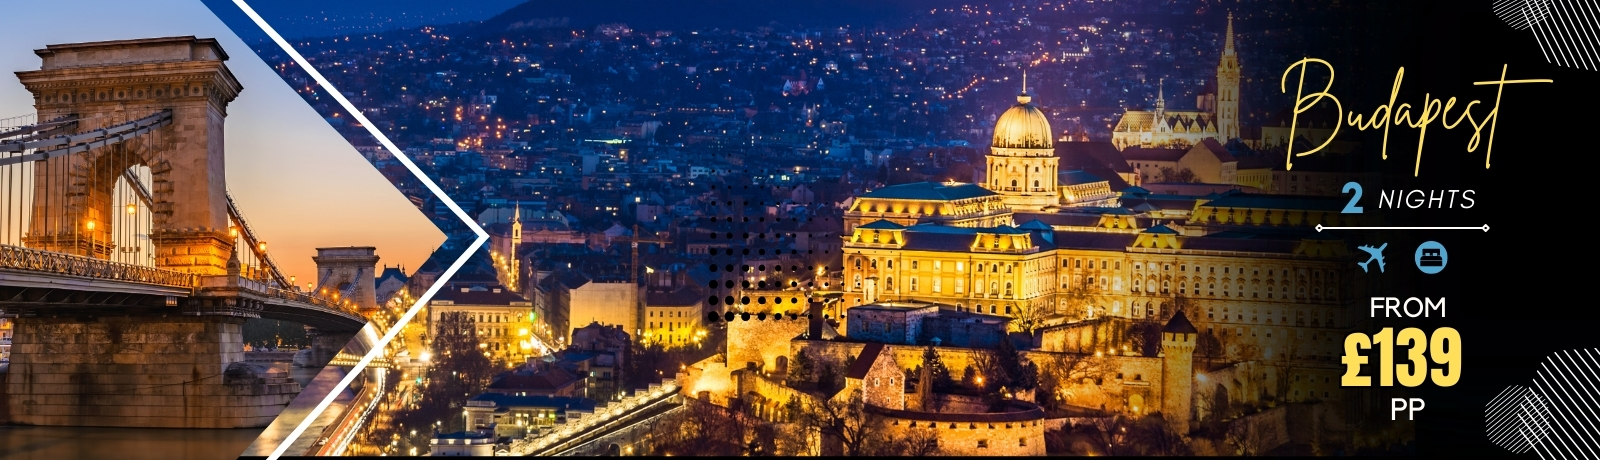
[834,14,1373,429]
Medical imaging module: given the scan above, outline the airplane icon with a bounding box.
[1357,243,1387,273]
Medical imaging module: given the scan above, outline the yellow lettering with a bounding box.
[1281,58,1342,171]
[1471,64,1552,169]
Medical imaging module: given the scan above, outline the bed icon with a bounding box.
[1414,241,1447,274]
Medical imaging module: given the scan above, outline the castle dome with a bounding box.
[992,92,1054,150]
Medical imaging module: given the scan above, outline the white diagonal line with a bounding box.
[1545,2,1578,68]
[227,1,490,459]
[1550,351,1600,446]
[1551,1,1593,70]
[1537,359,1600,457]
[1570,0,1600,69]
[1533,373,1586,460]
[1528,4,1556,61]
[1539,15,1573,67]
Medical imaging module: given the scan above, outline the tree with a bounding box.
[647,398,759,455]
[1128,415,1192,455]
[430,311,496,399]
[1011,301,1052,334]
[816,360,843,395]
[973,335,1037,395]
[920,345,955,392]
[1059,275,1103,322]
[902,427,942,455]
[799,389,871,455]
[789,350,815,385]
[1157,166,1199,183]
[1225,418,1268,455]
[1034,352,1106,412]
[1126,321,1164,356]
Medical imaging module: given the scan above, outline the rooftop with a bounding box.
[858,181,997,202]
[466,393,598,412]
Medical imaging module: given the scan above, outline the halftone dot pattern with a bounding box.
[698,180,841,324]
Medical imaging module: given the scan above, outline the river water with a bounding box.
[0,365,321,460]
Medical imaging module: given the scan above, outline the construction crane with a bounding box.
[628,224,672,285]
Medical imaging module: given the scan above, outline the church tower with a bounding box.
[1153,78,1170,135]
[985,70,1061,211]
[1161,309,1198,435]
[510,202,522,290]
[1216,13,1241,141]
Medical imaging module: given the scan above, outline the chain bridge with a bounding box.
[0,37,375,429]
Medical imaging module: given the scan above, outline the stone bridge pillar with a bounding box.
[313,247,380,314]
[294,326,354,369]
[16,37,241,274]
[4,314,299,428]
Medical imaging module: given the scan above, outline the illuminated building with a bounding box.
[985,73,1062,211]
[428,284,537,363]
[643,288,704,348]
[825,14,1369,427]
[1111,14,1242,150]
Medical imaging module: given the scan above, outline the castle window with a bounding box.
[1019,438,1027,447]
[978,440,989,448]
[911,261,918,269]
[956,262,964,271]
[1005,282,1014,296]
[909,277,918,291]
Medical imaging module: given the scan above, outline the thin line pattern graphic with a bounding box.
[1495,0,1600,71]
[1487,348,1600,458]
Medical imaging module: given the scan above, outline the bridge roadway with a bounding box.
[514,380,683,457]
[0,244,366,332]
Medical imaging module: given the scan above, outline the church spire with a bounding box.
[1215,12,1241,141]
[1155,78,1166,115]
[1017,68,1031,105]
[1224,12,1236,56]
[1157,78,1165,107]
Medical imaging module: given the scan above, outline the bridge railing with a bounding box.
[0,244,197,288]
[266,286,365,318]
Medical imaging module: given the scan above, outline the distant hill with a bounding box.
[472,0,969,34]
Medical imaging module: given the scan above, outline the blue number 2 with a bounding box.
[1341,182,1364,214]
